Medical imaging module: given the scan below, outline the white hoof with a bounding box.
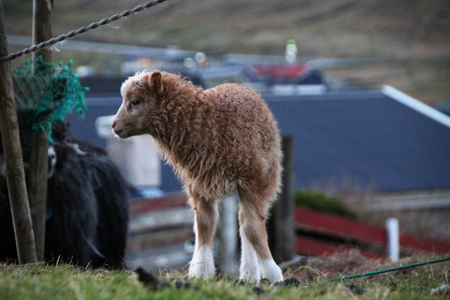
[239,259,261,283]
[260,259,284,283]
[188,245,215,279]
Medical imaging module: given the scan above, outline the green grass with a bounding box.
[1,257,448,299]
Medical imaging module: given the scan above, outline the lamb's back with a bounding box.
[205,83,281,163]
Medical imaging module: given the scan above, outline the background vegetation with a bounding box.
[3,0,449,105]
[294,189,359,220]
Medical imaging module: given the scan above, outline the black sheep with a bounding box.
[0,122,129,269]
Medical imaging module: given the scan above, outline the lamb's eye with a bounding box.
[127,99,141,112]
[130,99,140,106]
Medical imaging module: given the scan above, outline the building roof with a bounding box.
[66,85,450,194]
[265,87,450,193]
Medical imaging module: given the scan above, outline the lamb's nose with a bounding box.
[112,121,116,129]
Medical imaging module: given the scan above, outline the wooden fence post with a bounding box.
[269,136,295,263]
[28,0,53,261]
[0,0,37,264]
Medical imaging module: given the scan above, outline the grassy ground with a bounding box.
[1,251,448,299]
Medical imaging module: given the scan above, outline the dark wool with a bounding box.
[0,122,129,269]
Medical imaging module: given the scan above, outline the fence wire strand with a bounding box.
[326,256,450,283]
[0,0,167,61]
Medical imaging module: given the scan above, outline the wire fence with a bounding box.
[326,256,450,282]
[0,0,167,61]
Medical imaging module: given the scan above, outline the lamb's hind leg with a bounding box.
[238,188,283,283]
[188,192,218,280]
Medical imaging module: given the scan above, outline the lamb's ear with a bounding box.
[148,71,164,95]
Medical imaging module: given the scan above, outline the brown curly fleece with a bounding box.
[113,71,283,282]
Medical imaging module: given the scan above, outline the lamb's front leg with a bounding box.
[188,195,218,280]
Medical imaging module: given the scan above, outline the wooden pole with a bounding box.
[218,195,239,275]
[32,0,52,63]
[269,136,295,263]
[29,0,53,261]
[0,0,37,264]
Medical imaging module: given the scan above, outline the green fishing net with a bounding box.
[12,56,88,138]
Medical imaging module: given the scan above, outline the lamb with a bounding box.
[112,70,284,283]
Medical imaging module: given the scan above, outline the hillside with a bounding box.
[3,0,449,104]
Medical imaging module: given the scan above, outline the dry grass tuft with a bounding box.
[286,250,449,283]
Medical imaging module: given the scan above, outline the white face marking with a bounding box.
[113,71,151,139]
[48,146,57,178]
